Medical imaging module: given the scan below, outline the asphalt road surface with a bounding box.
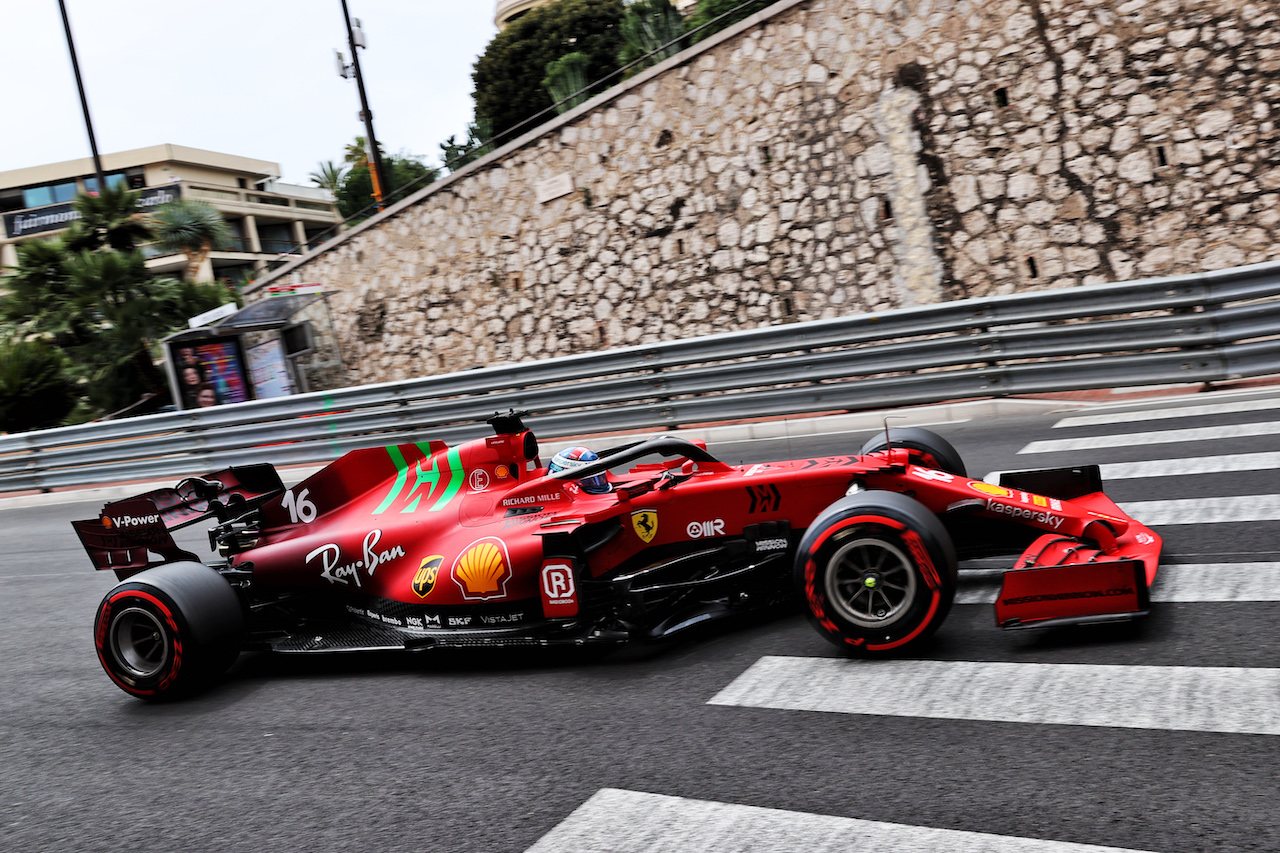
[3,387,1279,852]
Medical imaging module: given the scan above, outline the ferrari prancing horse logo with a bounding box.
[413,555,443,598]
[631,510,658,543]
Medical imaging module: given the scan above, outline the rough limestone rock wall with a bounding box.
[253,0,1280,385]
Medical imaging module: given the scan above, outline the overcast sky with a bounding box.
[0,1,499,186]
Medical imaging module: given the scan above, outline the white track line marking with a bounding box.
[1117,495,1280,525]
[1054,397,1280,428]
[955,563,1280,604]
[524,788,1160,853]
[708,657,1280,735]
[1097,451,1280,478]
[1020,422,1280,453]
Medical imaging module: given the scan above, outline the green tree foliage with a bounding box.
[336,151,440,220]
[148,199,235,281]
[687,0,773,40]
[543,51,593,113]
[619,0,688,73]
[472,0,625,145]
[309,160,347,194]
[344,136,380,170]
[65,184,152,253]
[0,189,233,420]
[1,238,99,351]
[0,336,78,433]
[439,117,495,173]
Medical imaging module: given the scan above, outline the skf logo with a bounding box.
[413,555,443,599]
[540,561,579,617]
[687,519,725,539]
[631,510,658,543]
[452,538,513,600]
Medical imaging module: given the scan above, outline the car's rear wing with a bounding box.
[71,464,284,578]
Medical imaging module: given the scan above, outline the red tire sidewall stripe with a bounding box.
[807,514,906,555]
[95,589,184,697]
[803,513,941,650]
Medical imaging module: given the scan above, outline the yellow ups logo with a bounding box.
[452,538,513,600]
[631,510,658,543]
[413,555,443,598]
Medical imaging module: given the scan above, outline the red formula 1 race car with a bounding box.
[74,413,1161,699]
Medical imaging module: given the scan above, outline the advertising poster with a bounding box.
[246,338,295,399]
[171,337,253,409]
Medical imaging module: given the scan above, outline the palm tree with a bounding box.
[343,136,384,171]
[148,199,234,281]
[65,184,152,253]
[309,160,347,194]
[1,237,98,350]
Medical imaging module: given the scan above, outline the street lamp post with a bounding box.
[57,0,107,192]
[337,1,389,212]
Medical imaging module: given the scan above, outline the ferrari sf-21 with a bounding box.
[74,413,1161,699]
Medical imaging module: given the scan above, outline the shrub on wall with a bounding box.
[472,0,626,146]
[687,0,774,40]
[0,336,78,433]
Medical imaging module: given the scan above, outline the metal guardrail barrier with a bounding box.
[4,261,1280,492]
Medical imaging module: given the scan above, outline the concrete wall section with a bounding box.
[249,0,1280,385]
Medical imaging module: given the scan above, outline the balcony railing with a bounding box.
[141,238,312,259]
[184,182,337,216]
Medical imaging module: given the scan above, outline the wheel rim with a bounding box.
[824,536,918,628]
[109,606,171,680]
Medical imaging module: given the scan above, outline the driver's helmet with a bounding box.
[548,446,611,494]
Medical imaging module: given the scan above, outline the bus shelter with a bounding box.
[163,290,345,410]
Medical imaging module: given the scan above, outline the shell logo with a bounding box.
[969,481,1013,498]
[452,538,513,600]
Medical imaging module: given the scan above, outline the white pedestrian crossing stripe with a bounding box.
[1020,421,1280,454]
[1098,451,1280,479]
[1054,397,1280,428]
[955,563,1280,604]
[525,788,1160,853]
[1118,495,1280,525]
[708,657,1280,735]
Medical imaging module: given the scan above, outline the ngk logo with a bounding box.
[687,519,725,539]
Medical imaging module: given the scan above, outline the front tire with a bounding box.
[94,562,243,700]
[795,492,957,656]
[859,427,966,476]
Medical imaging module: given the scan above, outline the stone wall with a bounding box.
[249,0,1280,385]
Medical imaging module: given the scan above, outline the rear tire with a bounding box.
[859,427,966,476]
[795,492,957,656]
[94,562,243,700]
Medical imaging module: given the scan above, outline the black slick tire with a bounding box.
[795,491,957,656]
[93,562,243,701]
[859,427,966,477]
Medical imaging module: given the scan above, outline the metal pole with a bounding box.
[57,0,107,192]
[340,0,388,211]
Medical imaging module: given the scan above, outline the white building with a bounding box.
[0,144,341,283]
